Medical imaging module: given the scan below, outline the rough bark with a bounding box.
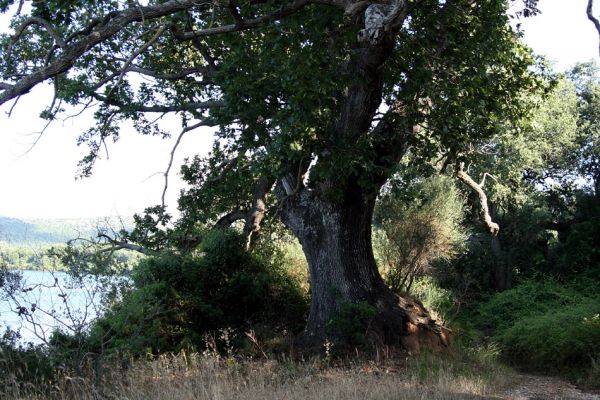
[277,184,448,350]
[243,177,274,248]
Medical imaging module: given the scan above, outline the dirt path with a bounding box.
[497,373,600,400]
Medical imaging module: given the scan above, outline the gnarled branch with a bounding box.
[455,162,499,236]
[215,208,247,228]
[1,0,216,105]
[97,233,155,255]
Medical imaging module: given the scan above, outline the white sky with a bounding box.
[0,0,599,220]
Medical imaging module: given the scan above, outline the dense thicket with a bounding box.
[53,229,307,358]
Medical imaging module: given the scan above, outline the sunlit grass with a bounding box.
[2,345,511,400]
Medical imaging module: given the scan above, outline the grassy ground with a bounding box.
[2,345,515,400]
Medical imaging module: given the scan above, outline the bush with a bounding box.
[498,299,600,375]
[85,229,308,356]
[410,277,455,323]
[474,279,600,385]
[0,330,55,390]
[475,279,585,333]
[326,301,376,348]
[374,175,466,294]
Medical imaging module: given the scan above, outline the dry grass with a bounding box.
[2,347,512,400]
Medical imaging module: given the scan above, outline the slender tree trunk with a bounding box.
[278,185,448,350]
[490,234,511,291]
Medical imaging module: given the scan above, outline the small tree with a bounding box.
[374,175,466,293]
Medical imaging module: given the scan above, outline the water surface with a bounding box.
[1,270,105,344]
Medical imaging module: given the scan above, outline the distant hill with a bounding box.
[0,216,132,245]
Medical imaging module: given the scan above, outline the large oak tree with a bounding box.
[0,0,545,347]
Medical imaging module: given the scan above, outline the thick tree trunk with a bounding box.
[270,2,448,351]
[278,186,448,351]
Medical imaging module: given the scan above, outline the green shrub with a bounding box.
[499,299,600,381]
[410,277,455,322]
[326,301,377,348]
[474,279,600,385]
[475,279,584,333]
[85,229,308,356]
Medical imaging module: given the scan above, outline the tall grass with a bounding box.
[1,345,510,400]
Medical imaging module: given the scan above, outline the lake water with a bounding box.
[0,270,107,345]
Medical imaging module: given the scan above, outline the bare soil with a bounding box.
[497,373,600,400]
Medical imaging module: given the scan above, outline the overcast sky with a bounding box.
[0,0,599,220]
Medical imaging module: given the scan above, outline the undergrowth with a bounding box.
[473,279,600,388]
[0,344,511,400]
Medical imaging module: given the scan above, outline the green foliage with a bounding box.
[476,280,587,332]
[86,229,308,356]
[498,300,600,375]
[374,175,467,293]
[473,279,600,384]
[410,277,455,324]
[570,62,600,191]
[326,301,376,348]
[558,213,600,280]
[0,330,55,390]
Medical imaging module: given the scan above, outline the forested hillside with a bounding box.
[0,216,132,270]
[0,216,107,244]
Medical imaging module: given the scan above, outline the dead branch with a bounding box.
[162,118,215,208]
[455,162,500,236]
[479,172,497,188]
[97,233,155,255]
